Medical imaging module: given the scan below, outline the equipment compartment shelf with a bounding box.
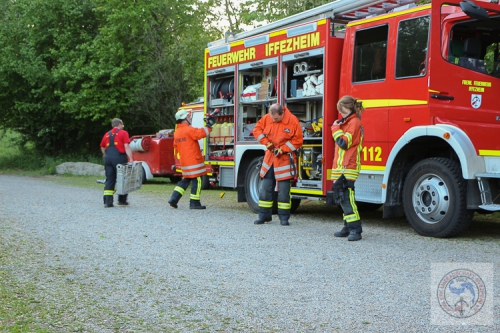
[286,96,323,102]
[293,70,323,76]
[240,98,277,105]
[210,103,234,107]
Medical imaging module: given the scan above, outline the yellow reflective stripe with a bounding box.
[174,186,185,195]
[332,129,343,139]
[336,149,345,169]
[361,99,428,108]
[278,202,291,210]
[345,132,352,148]
[104,190,114,196]
[346,188,360,222]
[347,4,430,27]
[259,200,273,208]
[479,150,500,156]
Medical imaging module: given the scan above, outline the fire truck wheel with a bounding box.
[244,157,263,214]
[402,157,473,238]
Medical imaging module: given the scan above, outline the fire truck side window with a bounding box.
[395,16,430,78]
[352,25,388,82]
[445,10,500,78]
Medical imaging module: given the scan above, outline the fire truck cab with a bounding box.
[203,0,500,237]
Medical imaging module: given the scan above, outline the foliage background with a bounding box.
[0,0,221,156]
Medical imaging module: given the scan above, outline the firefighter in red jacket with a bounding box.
[331,95,364,241]
[168,109,214,209]
[253,103,303,226]
[100,118,133,208]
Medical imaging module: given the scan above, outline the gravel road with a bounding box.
[1,174,499,332]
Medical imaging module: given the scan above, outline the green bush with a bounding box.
[0,130,101,174]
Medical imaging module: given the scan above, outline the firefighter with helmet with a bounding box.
[168,109,215,209]
[253,103,303,225]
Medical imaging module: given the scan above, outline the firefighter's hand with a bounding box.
[273,147,283,158]
[206,117,216,128]
[266,142,275,151]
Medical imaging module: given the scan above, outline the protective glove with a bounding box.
[266,142,275,151]
[206,116,216,128]
[273,147,283,158]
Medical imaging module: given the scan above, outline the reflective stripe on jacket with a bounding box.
[253,107,303,181]
[174,124,211,178]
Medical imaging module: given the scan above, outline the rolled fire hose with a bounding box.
[299,62,309,73]
[293,62,301,74]
[130,136,151,152]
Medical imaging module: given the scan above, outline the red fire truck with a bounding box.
[130,102,205,183]
[203,0,500,237]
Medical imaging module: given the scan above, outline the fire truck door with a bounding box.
[429,0,500,152]
[342,24,390,168]
[387,13,430,142]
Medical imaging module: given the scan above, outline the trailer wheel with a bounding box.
[141,167,147,184]
[402,158,473,238]
[244,157,263,214]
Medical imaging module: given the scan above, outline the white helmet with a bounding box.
[175,109,189,121]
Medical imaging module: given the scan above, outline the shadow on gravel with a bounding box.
[291,199,500,240]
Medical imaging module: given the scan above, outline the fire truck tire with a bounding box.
[402,157,473,238]
[244,157,263,214]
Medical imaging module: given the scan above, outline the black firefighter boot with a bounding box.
[334,221,349,237]
[103,196,114,208]
[168,191,182,208]
[117,194,129,206]
[347,221,363,241]
[190,199,206,210]
[254,208,272,224]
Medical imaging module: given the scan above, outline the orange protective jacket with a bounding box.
[174,124,211,178]
[253,107,303,181]
[330,113,364,181]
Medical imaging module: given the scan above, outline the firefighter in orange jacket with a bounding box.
[331,95,364,241]
[253,103,303,226]
[168,109,214,209]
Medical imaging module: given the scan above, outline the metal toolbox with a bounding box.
[116,162,143,195]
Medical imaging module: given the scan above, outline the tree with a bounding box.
[0,0,219,156]
[238,0,332,27]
